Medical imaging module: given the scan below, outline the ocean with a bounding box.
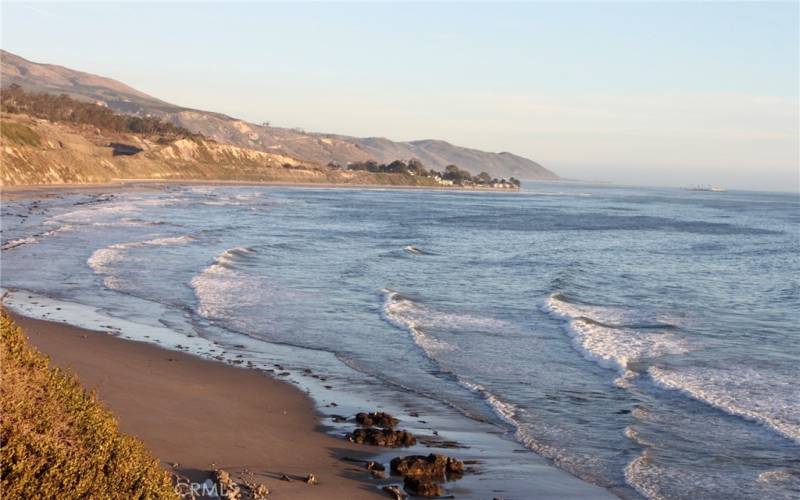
[2,182,798,499]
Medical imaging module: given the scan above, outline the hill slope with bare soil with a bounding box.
[2,50,559,180]
[0,113,439,187]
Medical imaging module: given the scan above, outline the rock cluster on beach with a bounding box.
[402,476,444,497]
[388,454,464,498]
[348,427,417,447]
[356,411,400,428]
[390,454,464,479]
[346,411,416,447]
[344,411,468,498]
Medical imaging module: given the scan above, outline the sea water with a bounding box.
[2,182,798,499]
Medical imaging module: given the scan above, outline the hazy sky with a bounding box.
[2,2,798,191]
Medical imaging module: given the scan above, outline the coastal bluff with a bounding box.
[0,112,442,187]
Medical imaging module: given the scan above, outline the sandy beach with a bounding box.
[9,312,385,499]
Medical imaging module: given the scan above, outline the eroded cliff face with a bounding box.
[0,114,438,187]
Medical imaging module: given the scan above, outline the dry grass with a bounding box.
[0,121,41,147]
[0,311,177,499]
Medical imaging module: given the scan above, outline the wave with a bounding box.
[204,246,259,270]
[190,246,260,320]
[459,379,519,427]
[51,196,185,224]
[87,235,196,288]
[624,433,800,500]
[404,245,434,255]
[380,289,510,355]
[460,378,615,489]
[545,293,799,443]
[649,365,800,443]
[91,218,167,228]
[381,290,456,355]
[543,292,692,386]
[1,224,74,251]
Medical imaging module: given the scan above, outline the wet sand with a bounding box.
[9,312,385,499]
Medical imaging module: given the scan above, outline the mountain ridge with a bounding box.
[1,50,559,180]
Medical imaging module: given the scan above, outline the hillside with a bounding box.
[0,112,440,187]
[1,50,559,180]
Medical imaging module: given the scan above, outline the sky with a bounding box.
[2,2,798,191]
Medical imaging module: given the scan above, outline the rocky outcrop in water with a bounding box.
[390,454,464,479]
[356,411,400,428]
[382,485,408,500]
[403,476,444,497]
[347,428,416,447]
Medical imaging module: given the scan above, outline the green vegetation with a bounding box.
[342,159,520,187]
[0,122,42,147]
[1,84,201,140]
[0,311,177,499]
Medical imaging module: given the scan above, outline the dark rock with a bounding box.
[330,414,348,423]
[356,411,400,428]
[366,460,385,472]
[390,454,464,479]
[383,485,408,500]
[347,428,416,447]
[403,477,444,497]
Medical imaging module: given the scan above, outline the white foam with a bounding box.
[649,365,800,443]
[190,247,262,320]
[460,377,612,488]
[1,224,75,251]
[87,235,195,288]
[543,293,691,382]
[50,196,184,225]
[381,290,456,355]
[460,379,519,426]
[758,468,800,487]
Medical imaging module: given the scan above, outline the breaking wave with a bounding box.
[1,224,75,251]
[381,290,457,355]
[190,247,261,320]
[545,293,799,443]
[649,365,800,443]
[542,292,692,386]
[404,245,435,255]
[87,235,196,289]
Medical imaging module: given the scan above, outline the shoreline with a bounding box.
[0,178,525,200]
[1,186,620,499]
[2,288,618,500]
[7,311,386,499]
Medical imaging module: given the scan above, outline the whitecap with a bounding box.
[87,235,196,288]
[1,224,75,251]
[381,290,456,355]
[543,293,692,382]
[649,365,800,443]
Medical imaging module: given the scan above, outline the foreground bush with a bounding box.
[0,311,176,499]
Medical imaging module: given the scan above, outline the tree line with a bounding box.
[332,159,521,187]
[0,84,202,140]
